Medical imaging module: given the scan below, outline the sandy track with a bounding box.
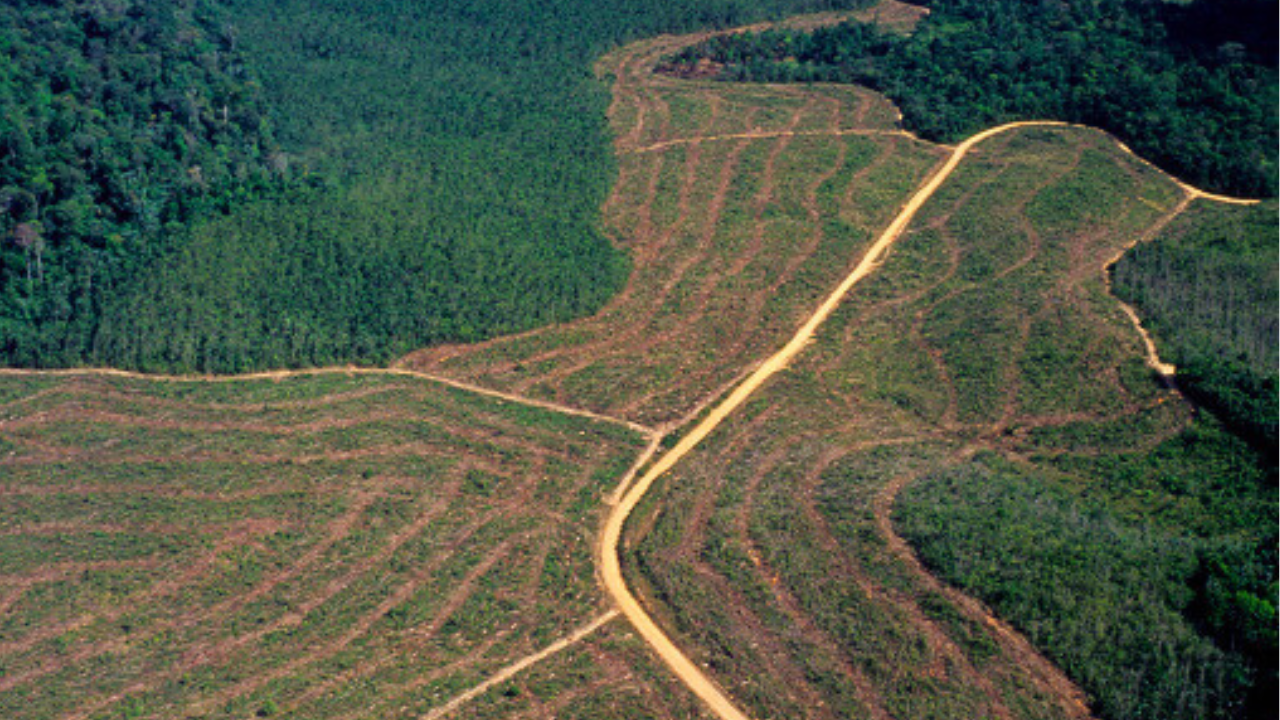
[421,610,619,720]
[596,120,1066,720]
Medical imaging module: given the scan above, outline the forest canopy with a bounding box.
[898,450,1276,720]
[1113,200,1279,457]
[3,0,871,371]
[0,0,285,366]
[662,0,1279,198]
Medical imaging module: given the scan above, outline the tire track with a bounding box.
[0,366,652,437]
[419,610,620,720]
[618,114,851,419]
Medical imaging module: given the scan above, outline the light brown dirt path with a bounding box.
[1101,193,1196,382]
[420,610,620,720]
[628,127,911,154]
[0,366,654,437]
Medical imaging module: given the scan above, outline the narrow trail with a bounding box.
[1102,193,1197,382]
[627,127,914,154]
[596,118,1260,720]
[0,365,653,437]
[420,610,619,720]
[736,447,897,720]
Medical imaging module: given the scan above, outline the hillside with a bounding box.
[0,4,1275,720]
[0,370,701,720]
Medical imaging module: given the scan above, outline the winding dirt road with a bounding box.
[596,118,1260,720]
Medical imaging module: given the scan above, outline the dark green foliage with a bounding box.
[3,0,871,371]
[1047,422,1275,540]
[1191,535,1280,716]
[1179,359,1278,459]
[663,0,1278,197]
[1113,201,1279,457]
[0,0,283,366]
[896,451,1276,720]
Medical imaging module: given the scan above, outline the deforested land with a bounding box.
[1,2,1275,720]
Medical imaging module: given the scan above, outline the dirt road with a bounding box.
[596,118,1260,720]
[0,365,653,436]
[597,120,1076,720]
[1,47,1264,720]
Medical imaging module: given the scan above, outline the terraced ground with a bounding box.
[0,371,721,720]
[403,14,1239,715]
[0,3,1266,719]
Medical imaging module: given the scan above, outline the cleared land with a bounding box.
[0,11,945,718]
[404,14,1257,717]
[0,371,716,720]
[0,5,1269,720]
[622,111,1270,718]
[621,120,1193,718]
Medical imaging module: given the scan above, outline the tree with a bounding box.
[11,222,44,283]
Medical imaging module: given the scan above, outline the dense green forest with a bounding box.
[4,0,871,371]
[0,0,286,366]
[897,443,1276,720]
[662,0,1278,197]
[895,201,1278,718]
[1108,203,1277,719]
[1113,200,1278,457]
